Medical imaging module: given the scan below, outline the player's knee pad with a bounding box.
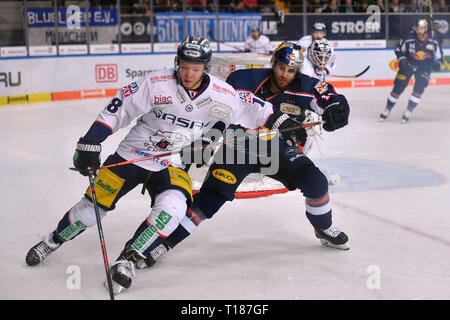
[56,197,107,241]
[71,197,107,227]
[148,189,188,237]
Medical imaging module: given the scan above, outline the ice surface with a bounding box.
[1,86,449,300]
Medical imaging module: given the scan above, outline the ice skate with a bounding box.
[26,231,61,266]
[135,243,170,269]
[401,110,412,123]
[106,259,136,295]
[379,108,391,121]
[314,226,350,250]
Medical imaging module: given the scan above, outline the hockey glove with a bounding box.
[432,60,442,72]
[398,57,413,73]
[321,95,350,132]
[266,112,307,147]
[73,137,101,176]
[180,122,225,168]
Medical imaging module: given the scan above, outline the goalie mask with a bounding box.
[174,35,212,72]
[271,41,304,73]
[308,38,332,70]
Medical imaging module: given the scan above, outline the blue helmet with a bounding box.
[271,41,304,72]
[175,35,212,71]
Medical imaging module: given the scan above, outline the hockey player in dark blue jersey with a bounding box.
[134,42,351,269]
[380,19,443,123]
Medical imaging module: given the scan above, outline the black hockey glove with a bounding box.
[321,95,350,132]
[73,137,101,176]
[180,122,225,168]
[432,60,442,72]
[266,112,307,147]
[398,57,413,73]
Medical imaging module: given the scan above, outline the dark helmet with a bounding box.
[175,35,212,71]
[271,41,304,72]
[308,38,332,69]
[251,26,260,33]
[312,22,327,35]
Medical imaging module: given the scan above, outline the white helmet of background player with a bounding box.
[312,22,326,40]
[174,35,212,72]
[308,38,332,70]
[271,41,304,73]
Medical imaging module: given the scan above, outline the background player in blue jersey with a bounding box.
[137,42,352,269]
[380,19,443,123]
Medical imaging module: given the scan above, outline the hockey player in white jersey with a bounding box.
[297,22,336,78]
[302,38,333,80]
[244,27,274,53]
[25,35,291,295]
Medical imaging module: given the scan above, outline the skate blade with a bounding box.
[104,279,126,295]
[400,119,409,124]
[319,239,350,250]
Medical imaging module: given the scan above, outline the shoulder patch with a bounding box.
[121,81,139,97]
[238,91,253,105]
[314,81,328,94]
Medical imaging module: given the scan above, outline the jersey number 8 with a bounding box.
[107,98,123,113]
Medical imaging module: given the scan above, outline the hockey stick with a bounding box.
[87,171,115,300]
[328,65,370,78]
[208,29,244,52]
[312,135,340,185]
[70,122,322,172]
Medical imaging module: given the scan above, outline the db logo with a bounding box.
[95,64,118,83]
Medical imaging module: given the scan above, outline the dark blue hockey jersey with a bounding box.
[226,68,342,124]
[395,31,443,70]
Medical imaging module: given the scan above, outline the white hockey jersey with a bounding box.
[244,34,273,53]
[296,35,336,79]
[93,68,274,172]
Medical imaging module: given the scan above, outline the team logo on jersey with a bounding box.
[239,91,253,105]
[426,44,436,51]
[121,82,139,97]
[212,169,236,184]
[144,130,188,152]
[280,103,301,115]
[412,51,431,61]
[314,81,328,94]
[153,95,173,105]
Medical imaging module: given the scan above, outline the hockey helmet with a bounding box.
[308,38,332,69]
[312,22,327,35]
[271,41,304,72]
[175,35,212,71]
[415,19,428,31]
